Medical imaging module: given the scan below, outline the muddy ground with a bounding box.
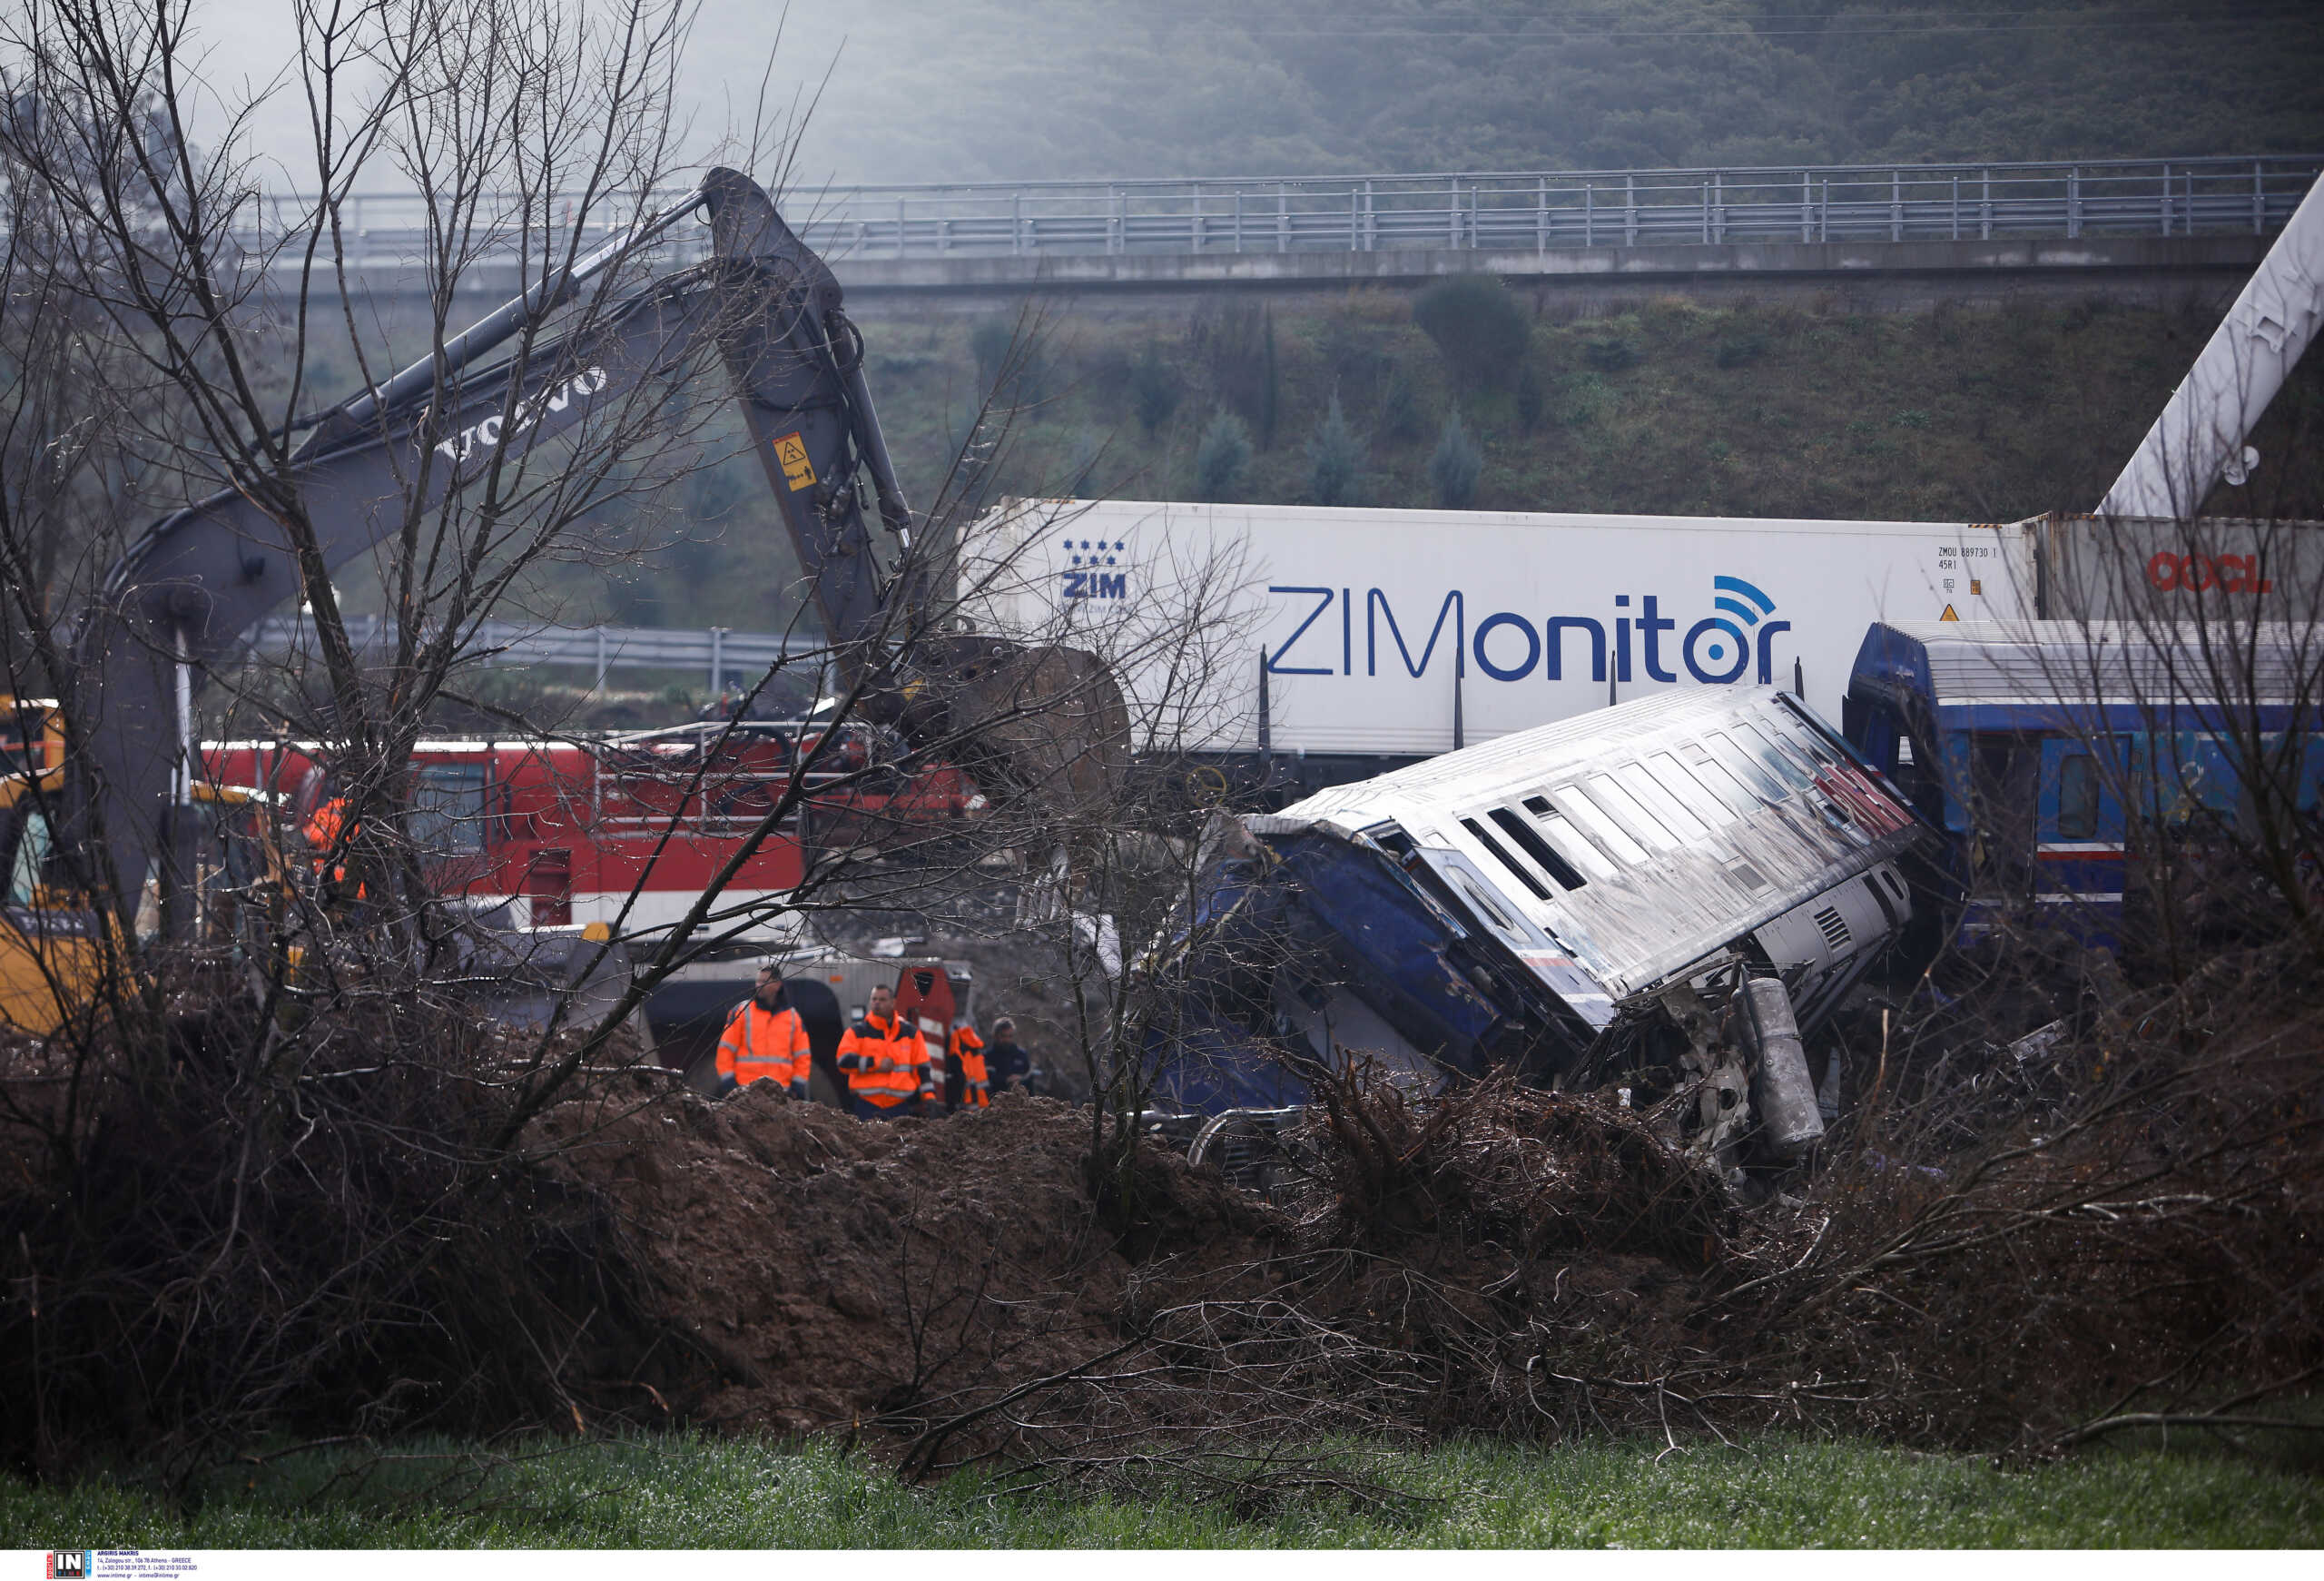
[531,1062,1754,1463]
[536,1083,1286,1439]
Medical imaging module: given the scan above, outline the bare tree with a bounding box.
[0,0,1141,1475]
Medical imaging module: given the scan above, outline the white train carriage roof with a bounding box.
[1857,619,2318,713]
[1255,686,1922,1001]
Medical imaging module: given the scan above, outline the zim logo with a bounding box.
[1060,535,1129,600]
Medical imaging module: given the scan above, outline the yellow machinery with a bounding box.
[1,696,289,1035]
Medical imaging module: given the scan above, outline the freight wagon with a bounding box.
[964,499,2315,799]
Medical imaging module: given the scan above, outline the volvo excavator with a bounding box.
[0,166,1125,1032]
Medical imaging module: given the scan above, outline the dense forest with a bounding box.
[712,0,2324,184]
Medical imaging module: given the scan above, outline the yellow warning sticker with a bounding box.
[773,431,815,491]
[1938,603,1959,621]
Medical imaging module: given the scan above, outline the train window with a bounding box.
[1613,761,1710,842]
[7,808,54,906]
[0,719,34,777]
[1445,859,1520,934]
[1522,797,1619,880]
[1460,816,1551,902]
[2057,752,2099,840]
[409,765,490,855]
[1738,721,1817,789]
[1487,806,1588,892]
[1683,750,1764,815]
[1585,774,1681,852]
[1649,753,1737,826]
[1704,731,1786,804]
[1551,786,1649,865]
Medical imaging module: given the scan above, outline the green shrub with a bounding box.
[969,317,1015,387]
[1305,394,1364,506]
[1195,408,1254,501]
[1086,344,1135,404]
[1129,344,1183,437]
[1375,364,1425,442]
[1515,361,1546,432]
[1560,371,1611,428]
[1583,335,1640,372]
[1413,274,1531,390]
[969,316,1049,405]
[1064,426,1107,496]
[1714,333,1768,369]
[1428,412,1482,509]
[1187,301,1279,447]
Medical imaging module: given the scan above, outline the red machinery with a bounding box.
[203,718,986,943]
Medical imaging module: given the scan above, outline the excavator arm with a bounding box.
[70,166,1119,914]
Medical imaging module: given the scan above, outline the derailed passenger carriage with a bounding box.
[1845,619,2324,946]
[1155,687,1931,1160]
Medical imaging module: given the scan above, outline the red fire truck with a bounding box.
[202,718,987,943]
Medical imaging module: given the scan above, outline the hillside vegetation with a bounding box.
[719,0,2324,184]
[583,286,2324,632]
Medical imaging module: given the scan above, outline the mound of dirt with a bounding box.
[533,1087,1283,1436]
[527,1067,1738,1462]
[536,1023,2321,1464]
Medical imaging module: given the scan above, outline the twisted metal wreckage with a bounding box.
[1152,686,1925,1170]
[1144,174,2324,1171]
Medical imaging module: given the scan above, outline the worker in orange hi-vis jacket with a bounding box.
[948,1019,989,1111]
[714,963,812,1099]
[835,983,928,1120]
[302,795,366,899]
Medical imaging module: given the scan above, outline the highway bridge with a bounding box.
[251,154,2320,305]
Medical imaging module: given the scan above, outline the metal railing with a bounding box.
[237,155,2320,274]
[244,616,822,693]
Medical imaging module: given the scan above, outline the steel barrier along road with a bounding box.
[243,616,826,695]
[208,156,2321,276]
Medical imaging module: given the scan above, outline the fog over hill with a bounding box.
[704,0,2324,184]
[186,2,2324,189]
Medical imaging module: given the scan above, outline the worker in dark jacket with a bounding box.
[985,1017,1033,1096]
[835,983,928,1119]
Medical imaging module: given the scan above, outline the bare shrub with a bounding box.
[0,981,673,1477]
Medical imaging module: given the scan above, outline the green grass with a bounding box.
[5,1433,2319,1547]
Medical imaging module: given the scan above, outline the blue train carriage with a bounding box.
[1154,686,1933,1154]
[1842,619,2324,945]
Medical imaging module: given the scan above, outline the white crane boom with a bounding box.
[2100,174,2324,519]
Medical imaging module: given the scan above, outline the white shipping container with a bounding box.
[963,499,2039,759]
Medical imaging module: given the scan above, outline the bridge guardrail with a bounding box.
[244,616,823,693]
[222,155,2320,274]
